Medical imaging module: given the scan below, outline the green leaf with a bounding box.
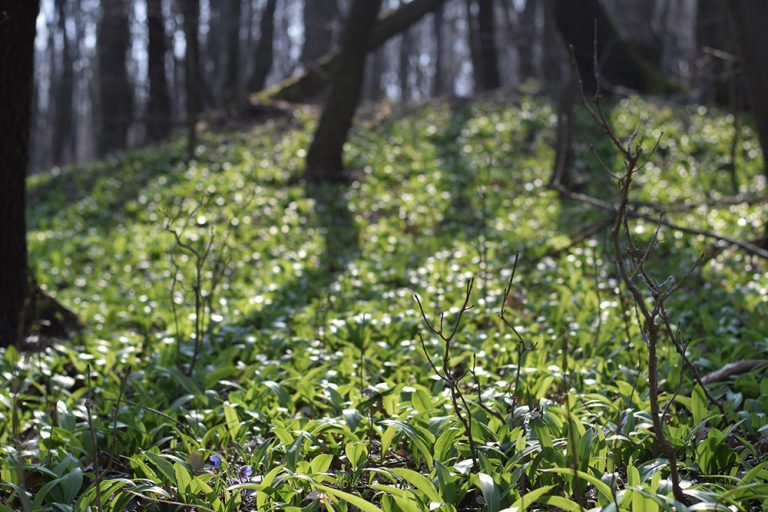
[474,473,500,512]
[507,485,555,512]
[542,468,614,504]
[314,483,383,512]
[390,468,442,504]
[223,403,241,439]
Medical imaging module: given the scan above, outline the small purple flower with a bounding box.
[208,454,222,470]
[237,465,253,482]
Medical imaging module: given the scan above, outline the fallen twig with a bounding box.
[701,359,768,384]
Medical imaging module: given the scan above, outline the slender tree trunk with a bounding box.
[146,0,172,141]
[248,0,278,92]
[476,0,500,90]
[182,0,201,159]
[224,0,242,105]
[399,2,412,102]
[305,0,383,183]
[97,0,133,155]
[465,0,483,91]
[52,0,75,166]
[301,0,339,66]
[517,0,536,82]
[0,1,39,346]
[432,4,446,96]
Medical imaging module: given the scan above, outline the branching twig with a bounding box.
[414,278,478,472]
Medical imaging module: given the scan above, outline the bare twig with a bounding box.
[414,278,479,471]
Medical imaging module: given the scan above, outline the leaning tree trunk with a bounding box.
[97,0,133,156]
[476,0,500,90]
[0,1,39,346]
[248,0,278,92]
[182,0,201,159]
[305,0,383,183]
[551,0,671,95]
[224,0,242,105]
[146,0,172,141]
[52,0,75,166]
[301,0,339,66]
[265,0,447,102]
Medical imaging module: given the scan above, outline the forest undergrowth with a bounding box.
[2,96,768,511]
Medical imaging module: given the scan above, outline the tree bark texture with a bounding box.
[0,1,39,346]
[305,0,383,183]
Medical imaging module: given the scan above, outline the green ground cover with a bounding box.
[2,96,768,511]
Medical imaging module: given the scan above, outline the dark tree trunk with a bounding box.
[364,47,385,101]
[465,0,484,90]
[432,4,446,96]
[476,0,500,90]
[305,0,382,183]
[205,0,225,106]
[146,0,172,141]
[399,4,412,102]
[97,0,133,156]
[0,1,39,346]
[551,0,670,94]
[517,0,536,82]
[182,0,201,159]
[224,0,242,105]
[301,0,339,66]
[697,0,738,105]
[248,0,278,92]
[264,0,447,102]
[726,0,768,185]
[52,0,75,166]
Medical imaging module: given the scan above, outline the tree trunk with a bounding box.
[301,0,339,66]
[465,0,483,91]
[146,0,172,141]
[432,4,446,96]
[248,0,278,92]
[476,0,500,90]
[364,47,386,101]
[551,0,671,95]
[224,0,242,105]
[97,0,133,156]
[726,0,768,185]
[52,0,75,166]
[517,0,536,82]
[399,2,412,102]
[182,0,202,159]
[266,0,447,102]
[0,1,39,346]
[305,0,382,183]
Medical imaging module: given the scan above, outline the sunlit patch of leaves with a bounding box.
[1,97,767,511]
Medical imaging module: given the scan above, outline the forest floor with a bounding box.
[3,96,768,511]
